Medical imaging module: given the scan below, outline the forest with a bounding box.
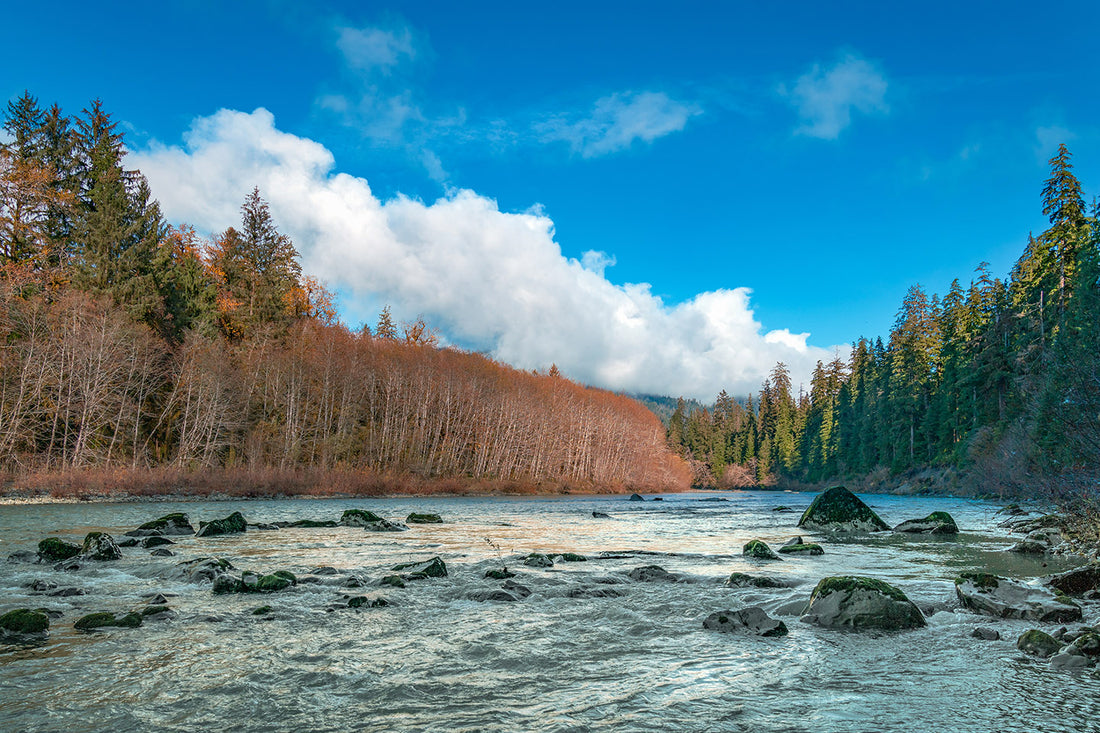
[0,92,688,496]
[667,143,1100,501]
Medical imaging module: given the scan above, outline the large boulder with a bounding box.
[196,512,247,537]
[339,509,384,526]
[1045,564,1100,596]
[79,532,122,561]
[392,556,447,579]
[74,611,142,631]
[743,540,782,560]
[37,538,82,563]
[777,537,824,556]
[0,609,50,635]
[703,607,788,636]
[892,511,958,535]
[1017,629,1063,658]
[801,576,925,630]
[797,487,889,533]
[954,572,1082,622]
[127,513,194,537]
[628,493,645,501]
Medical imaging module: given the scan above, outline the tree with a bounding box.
[1040,143,1089,315]
[375,305,397,339]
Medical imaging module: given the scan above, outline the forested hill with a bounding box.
[0,92,689,495]
[667,144,1100,498]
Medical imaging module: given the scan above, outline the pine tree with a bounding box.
[375,305,398,339]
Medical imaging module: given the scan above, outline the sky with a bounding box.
[3,1,1099,401]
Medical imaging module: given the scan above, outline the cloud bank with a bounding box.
[783,54,888,139]
[132,108,839,400]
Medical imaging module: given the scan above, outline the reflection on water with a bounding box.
[1,491,1097,732]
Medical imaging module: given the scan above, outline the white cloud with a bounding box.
[131,108,841,400]
[1035,124,1075,162]
[336,26,415,74]
[537,91,701,158]
[782,54,888,139]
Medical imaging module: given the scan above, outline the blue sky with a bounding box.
[4,1,1099,399]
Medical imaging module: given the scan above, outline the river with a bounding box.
[0,490,1096,732]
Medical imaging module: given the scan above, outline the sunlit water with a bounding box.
[1,491,1097,733]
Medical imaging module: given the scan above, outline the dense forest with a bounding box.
[0,92,688,496]
[668,144,1100,499]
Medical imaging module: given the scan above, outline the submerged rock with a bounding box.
[141,536,175,548]
[628,565,678,582]
[470,589,519,602]
[362,519,408,532]
[380,575,406,588]
[971,627,1000,641]
[703,607,788,637]
[74,611,142,631]
[523,553,554,568]
[7,550,38,563]
[628,493,645,502]
[554,553,588,562]
[797,487,889,533]
[726,572,789,589]
[743,540,782,560]
[484,568,516,580]
[27,579,58,593]
[1017,629,1062,658]
[777,537,824,556]
[339,509,384,526]
[955,572,1082,623]
[171,557,236,584]
[141,605,175,621]
[277,519,338,528]
[406,513,443,524]
[568,586,626,599]
[392,556,447,579]
[801,576,925,630]
[1046,564,1100,596]
[150,548,174,557]
[893,512,959,535]
[37,538,82,563]
[196,511,247,537]
[592,511,612,518]
[0,609,50,635]
[79,532,122,561]
[772,506,794,512]
[127,513,195,537]
[503,580,532,599]
[214,570,296,595]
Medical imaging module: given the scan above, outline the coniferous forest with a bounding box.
[667,144,1100,500]
[0,92,688,496]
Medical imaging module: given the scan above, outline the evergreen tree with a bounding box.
[375,305,398,339]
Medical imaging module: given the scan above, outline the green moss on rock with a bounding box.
[0,608,50,634]
[484,569,516,580]
[1017,629,1062,658]
[255,574,293,593]
[407,513,443,524]
[556,553,587,562]
[380,575,407,588]
[777,543,824,555]
[742,540,782,560]
[74,611,142,631]
[392,556,447,578]
[726,572,787,588]
[37,538,82,562]
[798,487,890,532]
[196,511,248,537]
[340,509,384,525]
[955,572,1001,590]
[812,576,909,604]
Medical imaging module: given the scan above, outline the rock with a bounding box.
[484,569,516,580]
[7,550,38,563]
[1007,540,1050,554]
[471,589,519,602]
[801,576,925,630]
[893,511,959,535]
[554,553,587,562]
[971,627,1000,641]
[0,609,50,635]
[406,512,443,524]
[772,506,794,512]
[954,572,1083,622]
[251,605,274,616]
[996,503,1028,516]
[47,587,85,597]
[726,572,789,588]
[703,607,788,637]
[311,566,339,575]
[117,538,139,547]
[392,556,447,579]
[37,538,82,562]
[141,605,175,621]
[255,572,295,593]
[249,523,280,531]
[628,493,645,501]
[127,513,194,537]
[277,519,338,528]
[698,497,728,502]
[652,497,664,501]
[145,594,171,605]
[53,558,81,572]
[568,587,626,598]
[362,519,408,532]
[380,575,406,588]
[797,487,889,533]
[1061,632,1100,660]
[79,532,121,561]
[742,540,782,560]
[523,553,554,568]
[1050,652,1092,670]
[777,537,824,556]
[502,580,532,599]
[74,611,143,631]
[339,509,384,526]
[212,575,246,595]
[346,596,389,609]
[628,565,678,582]
[196,511,247,537]
[171,557,235,583]
[1017,629,1062,658]
[592,511,612,518]
[1046,564,1100,596]
[150,548,174,557]
[341,576,365,588]
[141,536,175,548]
[27,579,57,593]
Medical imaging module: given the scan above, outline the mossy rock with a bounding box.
[392,556,447,579]
[212,576,246,595]
[777,538,824,556]
[196,511,248,537]
[340,509,385,526]
[80,532,122,561]
[37,538,82,562]
[255,574,294,593]
[1046,564,1100,596]
[726,572,788,588]
[380,575,407,588]
[556,553,588,562]
[141,605,171,617]
[141,536,176,548]
[703,607,788,636]
[0,609,49,634]
[348,596,389,609]
[407,513,443,524]
[1017,629,1062,658]
[742,540,782,560]
[134,513,194,536]
[802,575,925,630]
[798,487,889,532]
[523,553,554,568]
[74,611,142,631]
[484,569,516,580]
[955,572,1000,590]
[281,519,338,528]
[893,511,959,535]
[1067,632,1100,658]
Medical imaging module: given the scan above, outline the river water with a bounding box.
[0,490,1097,732]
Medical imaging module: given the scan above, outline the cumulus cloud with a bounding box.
[131,108,839,400]
[537,91,701,158]
[782,54,888,139]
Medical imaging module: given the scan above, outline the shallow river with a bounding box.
[1,491,1097,732]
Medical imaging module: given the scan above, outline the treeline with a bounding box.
[670,144,1100,494]
[0,92,687,493]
